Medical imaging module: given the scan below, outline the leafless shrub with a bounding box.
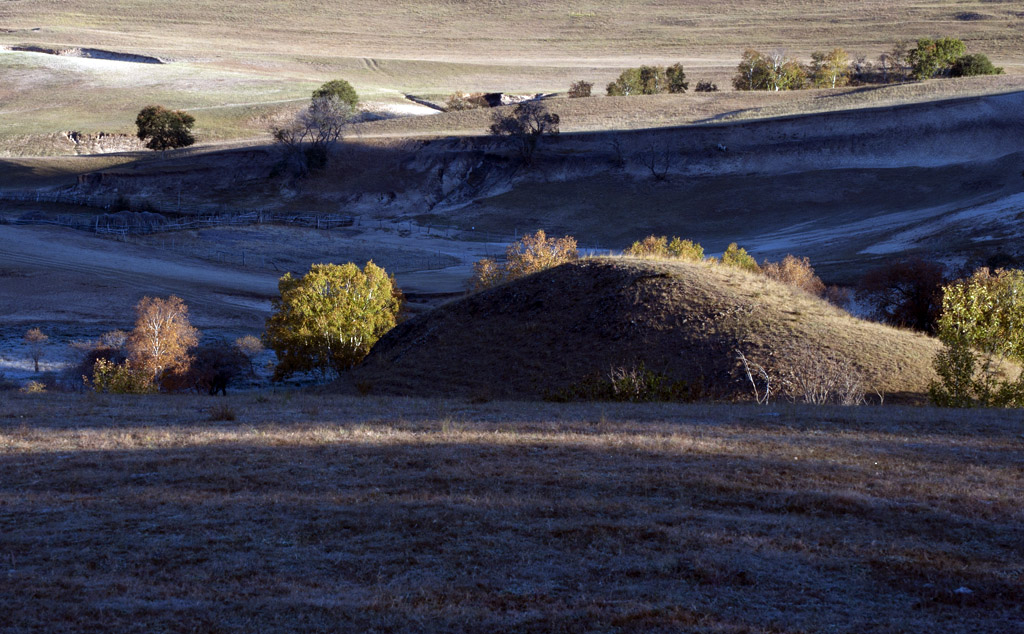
[567,80,593,98]
[608,135,626,169]
[736,350,776,405]
[786,349,867,405]
[635,142,673,181]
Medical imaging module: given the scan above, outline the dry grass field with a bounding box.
[1,392,1021,632]
[3,0,1024,154]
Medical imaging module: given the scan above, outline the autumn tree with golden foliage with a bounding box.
[127,295,199,381]
[762,255,826,296]
[24,327,48,373]
[471,230,578,291]
[263,262,403,380]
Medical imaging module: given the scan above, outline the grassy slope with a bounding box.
[2,0,1024,154]
[354,258,943,402]
[2,392,1021,633]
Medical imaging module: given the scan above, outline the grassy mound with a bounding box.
[352,257,942,402]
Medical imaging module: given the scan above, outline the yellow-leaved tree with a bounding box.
[263,262,403,381]
[127,295,199,380]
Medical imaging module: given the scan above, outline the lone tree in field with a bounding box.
[135,105,195,153]
[312,79,360,110]
[24,327,48,373]
[263,262,403,381]
[489,101,560,165]
[127,295,199,381]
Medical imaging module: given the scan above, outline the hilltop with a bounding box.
[351,257,943,402]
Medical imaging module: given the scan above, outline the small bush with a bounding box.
[20,381,46,394]
[624,235,670,257]
[928,268,1024,407]
[89,359,156,394]
[762,255,826,296]
[695,80,718,92]
[568,80,593,98]
[445,91,487,111]
[786,350,866,405]
[950,53,1003,77]
[721,243,760,273]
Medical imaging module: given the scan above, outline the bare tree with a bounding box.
[635,141,673,181]
[489,101,560,165]
[272,95,354,175]
[24,328,48,373]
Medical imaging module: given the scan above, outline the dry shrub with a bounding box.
[624,235,704,261]
[762,255,826,296]
[550,361,701,403]
[785,349,867,405]
[825,285,852,309]
[445,91,487,111]
[20,380,46,394]
[856,257,945,333]
[568,80,593,98]
[470,230,578,291]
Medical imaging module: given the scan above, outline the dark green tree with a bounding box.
[909,38,967,79]
[665,63,689,93]
[312,79,359,110]
[950,53,1003,77]
[135,105,195,152]
[489,101,560,165]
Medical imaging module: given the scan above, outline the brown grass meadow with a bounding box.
[2,391,1021,632]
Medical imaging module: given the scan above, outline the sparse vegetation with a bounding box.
[263,262,403,381]
[550,362,701,402]
[444,91,487,111]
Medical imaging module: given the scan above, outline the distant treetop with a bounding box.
[312,79,359,110]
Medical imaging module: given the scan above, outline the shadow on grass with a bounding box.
[2,434,1021,633]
